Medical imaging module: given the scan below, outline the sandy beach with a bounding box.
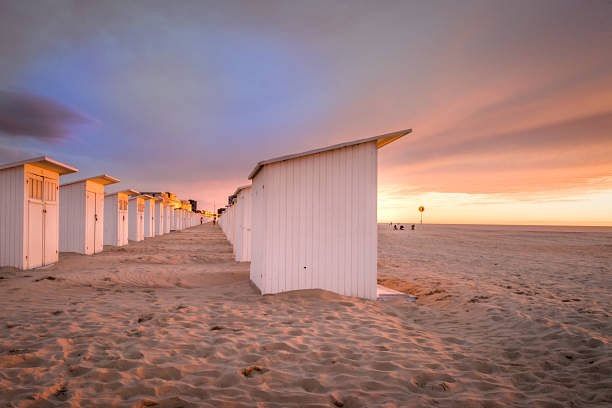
[1,223,610,407]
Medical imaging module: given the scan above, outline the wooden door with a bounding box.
[94,192,104,253]
[85,191,96,254]
[26,173,44,268]
[43,178,58,264]
[119,198,128,245]
[138,200,144,240]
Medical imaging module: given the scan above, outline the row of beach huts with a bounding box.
[0,156,209,271]
[218,129,411,300]
[0,128,410,300]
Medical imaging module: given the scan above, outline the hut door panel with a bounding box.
[26,173,45,268]
[94,193,104,253]
[85,191,96,253]
[43,178,58,265]
[122,207,128,244]
[122,209,128,244]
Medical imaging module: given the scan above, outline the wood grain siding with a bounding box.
[234,187,252,262]
[143,199,154,237]
[128,197,145,241]
[59,182,86,253]
[103,194,119,245]
[155,201,164,235]
[163,206,171,233]
[250,141,378,299]
[0,166,25,269]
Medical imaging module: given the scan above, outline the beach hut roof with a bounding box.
[0,155,78,175]
[248,128,412,179]
[61,174,120,187]
[233,184,251,196]
[105,189,140,197]
[130,194,154,201]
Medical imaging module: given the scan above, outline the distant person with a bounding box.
[200,217,203,225]
[393,224,398,230]
[399,225,405,230]
[411,224,415,230]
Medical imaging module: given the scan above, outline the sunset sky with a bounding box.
[0,1,610,225]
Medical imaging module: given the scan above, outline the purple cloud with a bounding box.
[0,90,90,140]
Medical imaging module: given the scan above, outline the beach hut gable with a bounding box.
[0,156,78,270]
[59,175,120,255]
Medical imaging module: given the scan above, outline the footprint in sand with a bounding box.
[137,314,154,323]
[241,365,268,378]
[53,384,69,401]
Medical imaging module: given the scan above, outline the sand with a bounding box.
[0,223,610,407]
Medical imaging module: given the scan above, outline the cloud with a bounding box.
[0,90,91,140]
[0,144,36,163]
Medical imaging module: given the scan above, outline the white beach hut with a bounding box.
[180,209,186,230]
[231,185,252,262]
[173,208,181,231]
[164,204,172,234]
[249,129,411,299]
[154,196,165,236]
[104,189,139,247]
[128,195,147,242]
[0,156,78,269]
[59,174,120,255]
[143,196,155,238]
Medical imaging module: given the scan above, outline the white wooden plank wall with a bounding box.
[251,141,377,299]
[0,167,25,269]
[59,183,86,253]
[103,194,118,245]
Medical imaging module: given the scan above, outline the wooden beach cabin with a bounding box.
[128,195,148,242]
[249,129,411,299]
[0,156,78,269]
[233,185,252,262]
[154,196,166,236]
[104,189,139,247]
[59,174,120,255]
[164,203,172,233]
[173,208,182,231]
[143,195,155,238]
[139,192,169,236]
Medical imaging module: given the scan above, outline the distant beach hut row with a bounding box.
[0,156,209,270]
[219,129,411,299]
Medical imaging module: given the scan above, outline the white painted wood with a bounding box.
[104,191,133,246]
[249,141,379,299]
[155,199,165,236]
[0,166,25,269]
[164,205,171,233]
[128,196,145,241]
[172,208,180,231]
[0,157,76,270]
[60,178,112,255]
[232,186,252,262]
[143,197,155,238]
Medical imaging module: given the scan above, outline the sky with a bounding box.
[0,0,610,225]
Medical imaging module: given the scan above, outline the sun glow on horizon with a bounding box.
[377,186,612,226]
